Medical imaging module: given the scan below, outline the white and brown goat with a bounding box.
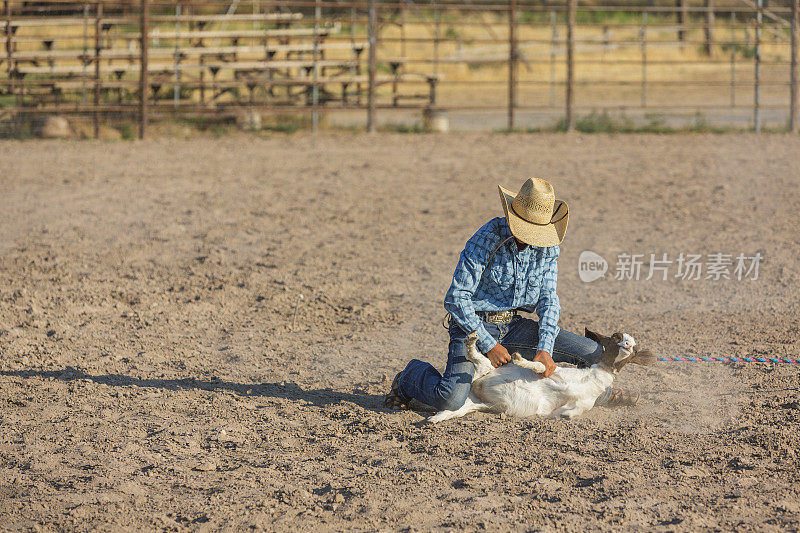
[428,329,656,423]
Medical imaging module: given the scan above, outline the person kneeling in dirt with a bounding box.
[385,178,638,412]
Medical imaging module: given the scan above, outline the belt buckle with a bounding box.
[485,310,513,324]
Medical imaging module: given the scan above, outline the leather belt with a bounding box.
[476,309,517,324]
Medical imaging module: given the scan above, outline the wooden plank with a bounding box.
[4,25,340,43]
[203,59,358,70]
[164,41,365,56]
[236,73,434,84]
[6,41,367,61]
[46,73,436,90]
[0,12,301,27]
[14,103,433,114]
[16,59,359,75]
[128,25,341,40]
[10,49,102,60]
[364,57,412,65]
[109,13,303,24]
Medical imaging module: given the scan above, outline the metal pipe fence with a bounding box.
[0,0,798,136]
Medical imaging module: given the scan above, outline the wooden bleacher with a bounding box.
[15,60,361,76]
[0,10,438,112]
[8,42,366,62]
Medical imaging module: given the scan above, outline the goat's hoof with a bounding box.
[531,361,546,373]
[464,331,478,350]
[511,352,522,361]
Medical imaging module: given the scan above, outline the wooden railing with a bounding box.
[0,0,798,136]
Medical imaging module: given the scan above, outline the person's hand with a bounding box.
[486,343,512,368]
[533,350,556,378]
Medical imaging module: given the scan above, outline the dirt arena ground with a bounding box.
[1,133,799,531]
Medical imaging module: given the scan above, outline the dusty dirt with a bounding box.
[1,133,799,532]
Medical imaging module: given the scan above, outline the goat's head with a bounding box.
[584,328,657,372]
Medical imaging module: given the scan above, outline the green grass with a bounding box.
[120,123,135,140]
[94,111,786,139]
[576,9,668,25]
[261,122,301,134]
[260,113,308,134]
[720,42,757,59]
[444,25,461,40]
[209,124,230,137]
[154,87,194,101]
[542,110,738,134]
[492,110,745,134]
[177,116,232,135]
[0,120,34,139]
[378,122,429,133]
[376,62,398,74]
[519,9,667,25]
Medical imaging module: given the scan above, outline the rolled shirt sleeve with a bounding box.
[534,250,561,354]
[444,251,499,354]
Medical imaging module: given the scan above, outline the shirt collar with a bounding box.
[499,217,513,240]
[499,218,531,257]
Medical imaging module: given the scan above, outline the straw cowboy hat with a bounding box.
[498,178,569,247]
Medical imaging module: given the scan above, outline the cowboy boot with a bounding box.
[594,386,640,408]
[384,371,410,410]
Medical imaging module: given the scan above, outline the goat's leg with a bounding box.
[552,403,581,419]
[511,352,547,374]
[428,394,489,423]
[464,331,494,380]
[552,397,595,419]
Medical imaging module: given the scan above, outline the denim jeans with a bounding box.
[397,315,603,411]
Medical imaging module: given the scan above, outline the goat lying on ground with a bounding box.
[428,328,656,423]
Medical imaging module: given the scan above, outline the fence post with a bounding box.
[82,2,89,105]
[94,1,102,139]
[350,5,357,102]
[139,0,149,139]
[435,0,441,78]
[312,0,320,132]
[676,0,687,43]
[791,0,798,133]
[754,0,762,133]
[366,0,377,133]
[550,10,556,107]
[400,2,406,58]
[5,0,14,114]
[508,0,517,131]
[704,0,714,55]
[730,11,735,107]
[566,0,576,132]
[641,11,647,108]
[174,3,181,108]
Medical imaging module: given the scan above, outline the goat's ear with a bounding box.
[631,348,657,366]
[584,328,603,344]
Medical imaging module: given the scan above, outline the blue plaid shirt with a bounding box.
[444,217,561,355]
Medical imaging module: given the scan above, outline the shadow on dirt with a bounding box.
[0,367,386,412]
